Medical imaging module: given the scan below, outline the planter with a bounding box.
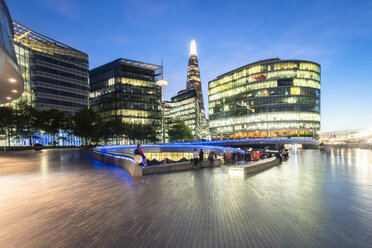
[33,144,43,151]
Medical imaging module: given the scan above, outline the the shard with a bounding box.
[186,39,205,111]
[186,39,208,140]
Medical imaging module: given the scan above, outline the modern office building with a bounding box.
[0,0,23,104]
[90,58,162,136]
[208,58,321,140]
[186,39,209,140]
[12,21,89,116]
[164,101,172,124]
[167,89,203,141]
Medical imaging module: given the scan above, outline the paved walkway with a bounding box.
[0,148,371,248]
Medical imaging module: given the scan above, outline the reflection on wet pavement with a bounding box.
[0,148,371,247]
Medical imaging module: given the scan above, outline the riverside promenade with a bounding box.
[0,148,371,247]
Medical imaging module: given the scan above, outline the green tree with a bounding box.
[0,106,16,147]
[14,101,39,146]
[70,108,100,146]
[64,117,77,145]
[124,123,142,142]
[143,124,158,143]
[37,109,66,146]
[167,119,194,142]
[124,123,159,144]
[90,118,104,145]
[99,118,126,145]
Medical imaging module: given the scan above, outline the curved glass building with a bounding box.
[0,0,23,104]
[208,58,320,140]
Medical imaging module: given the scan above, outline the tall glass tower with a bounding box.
[186,39,204,111]
[186,39,209,140]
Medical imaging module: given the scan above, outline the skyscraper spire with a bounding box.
[186,39,209,140]
[186,39,204,110]
[190,39,197,56]
[186,39,209,139]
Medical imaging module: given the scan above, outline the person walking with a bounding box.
[199,149,204,167]
[193,149,199,170]
[208,151,215,166]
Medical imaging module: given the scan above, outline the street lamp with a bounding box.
[156,79,169,143]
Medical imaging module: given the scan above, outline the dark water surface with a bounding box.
[0,148,371,248]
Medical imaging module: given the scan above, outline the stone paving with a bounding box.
[0,148,371,248]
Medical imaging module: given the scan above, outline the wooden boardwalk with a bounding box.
[0,148,371,247]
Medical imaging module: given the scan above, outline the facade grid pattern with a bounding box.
[208,58,321,140]
[167,89,203,141]
[12,21,89,116]
[90,58,162,141]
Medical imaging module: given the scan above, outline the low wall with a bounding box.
[91,150,143,177]
[92,150,223,176]
[143,159,222,175]
[228,157,281,174]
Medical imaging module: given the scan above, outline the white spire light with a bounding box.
[190,39,197,56]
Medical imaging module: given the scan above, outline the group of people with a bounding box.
[224,152,245,164]
[192,149,204,170]
[223,149,281,165]
[135,145,218,169]
[135,144,288,168]
[275,149,289,162]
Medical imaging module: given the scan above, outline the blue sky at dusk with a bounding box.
[7,0,372,132]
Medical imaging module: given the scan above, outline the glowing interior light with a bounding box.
[6,97,12,100]
[156,80,169,86]
[9,78,16,83]
[12,89,18,93]
[190,39,197,56]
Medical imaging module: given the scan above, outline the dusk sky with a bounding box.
[7,0,372,132]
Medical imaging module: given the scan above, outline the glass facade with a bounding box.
[13,21,89,116]
[4,43,32,106]
[186,40,209,140]
[0,0,24,104]
[90,58,162,137]
[208,58,321,140]
[167,89,203,141]
[0,0,15,60]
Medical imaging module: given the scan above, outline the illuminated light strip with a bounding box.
[95,139,320,157]
[166,138,320,145]
[96,144,246,155]
[93,150,136,163]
